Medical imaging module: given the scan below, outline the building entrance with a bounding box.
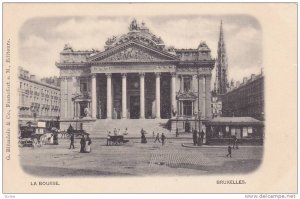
[130,96,140,119]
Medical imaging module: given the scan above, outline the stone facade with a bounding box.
[18,67,61,125]
[56,20,215,131]
[221,72,264,121]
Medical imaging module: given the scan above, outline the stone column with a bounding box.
[155,72,161,119]
[106,73,112,119]
[171,72,176,117]
[73,101,76,119]
[192,101,194,116]
[203,75,206,118]
[77,102,80,118]
[121,73,127,119]
[139,72,145,119]
[91,74,97,119]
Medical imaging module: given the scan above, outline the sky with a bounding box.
[19,15,262,84]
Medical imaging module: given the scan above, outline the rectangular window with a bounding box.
[183,76,192,91]
[80,80,88,92]
[183,101,193,116]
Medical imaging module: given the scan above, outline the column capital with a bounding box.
[139,72,145,77]
[105,73,112,78]
[155,72,161,77]
[60,76,67,80]
[197,74,204,79]
[171,72,177,77]
[121,73,127,77]
[91,73,97,78]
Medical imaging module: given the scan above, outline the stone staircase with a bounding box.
[89,119,171,138]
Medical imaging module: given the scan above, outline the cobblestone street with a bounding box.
[20,138,263,176]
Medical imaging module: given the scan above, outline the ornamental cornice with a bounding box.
[55,62,90,69]
[90,60,178,65]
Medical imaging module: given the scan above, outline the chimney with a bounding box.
[251,74,256,80]
[236,81,240,87]
[243,77,248,83]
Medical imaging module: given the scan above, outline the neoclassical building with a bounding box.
[56,19,214,133]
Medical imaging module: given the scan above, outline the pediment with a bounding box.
[88,41,179,63]
[177,91,197,100]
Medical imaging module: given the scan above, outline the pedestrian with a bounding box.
[69,133,75,149]
[152,131,155,138]
[53,132,58,145]
[197,131,202,146]
[232,135,239,149]
[124,128,128,135]
[85,134,92,153]
[80,135,86,153]
[161,133,166,146]
[49,133,54,145]
[67,124,74,134]
[141,131,147,143]
[107,131,112,146]
[200,130,204,144]
[176,128,179,138]
[226,145,232,158]
[154,133,161,143]
[193,129,198,146]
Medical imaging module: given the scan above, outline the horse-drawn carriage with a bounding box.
[18,122,47,147]
[107,135,129,145]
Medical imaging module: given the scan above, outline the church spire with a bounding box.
[215,20,229,95]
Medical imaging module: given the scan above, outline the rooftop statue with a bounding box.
[105,35,117,45]
[129,19,139,31]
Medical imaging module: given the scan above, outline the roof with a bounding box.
[205,117,264,126]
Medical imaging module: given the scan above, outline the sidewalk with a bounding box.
[181,143,264,148]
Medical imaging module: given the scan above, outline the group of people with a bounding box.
[153,132,166,146]
[110,128,128,136]
[67,124,92,153]
[106,128,128,145]
[142,129,166,146]
[192,129,205,146]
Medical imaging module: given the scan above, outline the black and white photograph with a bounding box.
[2,3,297,195]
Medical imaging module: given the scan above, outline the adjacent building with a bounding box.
[56,19,215,134]
[18,67,61,126]
[221,72,264,121]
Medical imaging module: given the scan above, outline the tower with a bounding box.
[214,20,229,95]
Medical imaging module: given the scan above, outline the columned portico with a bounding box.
[139,72,145,119]
[121,73,127,119]
[155,72,161,119]
[106,73,112,119]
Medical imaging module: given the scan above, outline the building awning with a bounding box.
[204,117,264,126]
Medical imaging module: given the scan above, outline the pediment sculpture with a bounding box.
[102,47,161,62]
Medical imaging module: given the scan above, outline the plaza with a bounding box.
[20,137,263,176]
